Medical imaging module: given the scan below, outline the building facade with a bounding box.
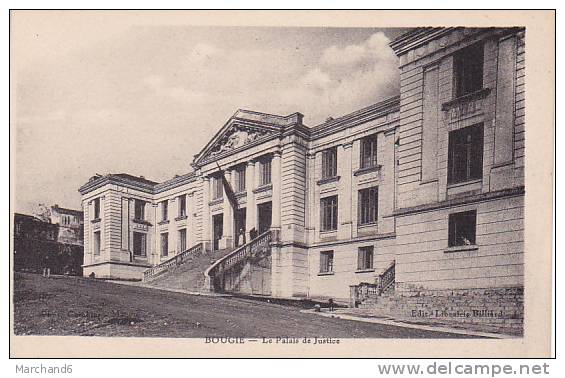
[79,28,525,310]
[50,205,84,245]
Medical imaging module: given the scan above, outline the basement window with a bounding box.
[319,251,334,274]
[448,210,477,247]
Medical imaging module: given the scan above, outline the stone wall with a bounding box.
[362,284,524,335]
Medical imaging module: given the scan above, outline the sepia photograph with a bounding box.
[9,10,555,358]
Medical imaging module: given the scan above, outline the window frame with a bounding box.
[234,165,246,192]
[360,135,378,169]
[259,158,272,186]
[212,177,223,200]
[178,195,187,217]
[93,198,100,219]
[160,232,169,257]
[357,246,374,271]
[93,231,101,256]
[453,42,484,98]
[134,200,145,221]
[447,123,484,185]
[321,147,338,179]
[320,195,339,232]
[448,210,477,247]
[358,186,379,226]
[319,250,334,274]
[133,232,147,257]
[178,228,187,252]
[161,200,168,222]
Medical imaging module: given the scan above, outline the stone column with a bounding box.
[339,142,353,239]
[187,192,195,248]
[100,195,106,261]
[201,176,211,250]
[222,170,233,249]
[245,160,256,240]
[271,151,282,230]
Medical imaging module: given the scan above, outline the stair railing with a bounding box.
[204,229,273,292]
[143,243,203,282]
[377,260,396,295]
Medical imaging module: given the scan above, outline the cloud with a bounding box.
[279,32,399,124]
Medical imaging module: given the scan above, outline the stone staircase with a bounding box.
[143,246,234,293]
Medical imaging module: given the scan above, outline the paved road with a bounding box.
[14,273,476,338]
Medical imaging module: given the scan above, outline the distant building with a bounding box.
[50,205,84,245]
[13,206,84,275]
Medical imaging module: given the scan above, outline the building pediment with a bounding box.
[193,110,290,167]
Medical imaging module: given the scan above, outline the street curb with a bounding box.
[106,279,232,298]
[301,309,518,339]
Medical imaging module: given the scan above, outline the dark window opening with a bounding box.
[178,195,187,216]
[360,135,378,169]
[454,43,484,98]
[448,124,484,184]
[320,195,338,232]
[133,232,147,257]
[259,158,272,186]
[322,147,338,179]
[160,233,168,257]
[161,200,168,221]
[320,251,334,273]
[134,200,145,221]
[448,210,477,247]
[93,198,100,219]
[358,187,378,225]
[358,246,374,270]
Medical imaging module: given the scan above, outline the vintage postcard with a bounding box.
[9,10,555,358]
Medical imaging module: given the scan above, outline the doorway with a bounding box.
[234,208,246,247]
[257,202,272,234]
[213,214,223,251]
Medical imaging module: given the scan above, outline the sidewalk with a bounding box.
[301,308,519,339]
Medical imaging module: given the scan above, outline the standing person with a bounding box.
[238,228,246,247]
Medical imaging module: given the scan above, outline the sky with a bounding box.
[12,12,407,214]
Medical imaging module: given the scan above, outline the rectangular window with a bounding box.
[161,200,168,221]
[178,195,187,217]
[360,135,378,169]
[93,231,101,255]
[212,177,223,200]
[357,246,374,270]
[448,210,477,247]
[234,166,246,192]
[133,232,147,257]
[259,159,272,186]
[454,43,484,98]
[448,124,484,184]
[93,198,100,219]
[134,200,145,221]
[322,147,338,178]
[358,187,378,225]
[160,233,168,257]
[320,195,338,232]
[319,251,334,273]
[179,228,187,252]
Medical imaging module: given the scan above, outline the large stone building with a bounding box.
[79,27,524,325]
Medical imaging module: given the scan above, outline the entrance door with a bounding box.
[234,208,246,247]
[257,202,272,234]
[212,214,223,251]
